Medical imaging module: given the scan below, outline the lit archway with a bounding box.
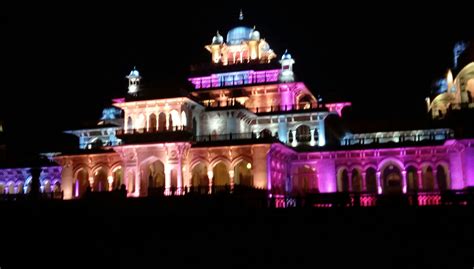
[382,164,402,194]
[191,163,209,192]
[74,169,89,197]
[234,161,253,187]
[135,113,146,133]
[337,168,349,192]
[365,167,377,193]
[144,160,165,189]
[295,125,311,143]
[406,166,418,192]
[422,166,435,191]
[149,113,157,132]
[351,169,362,192]
[181,111,187,127]
[213,162,230,187]
[158,113,166,131]
[112,167,123,190]
[436,165,449,191]
[93,168,108,192]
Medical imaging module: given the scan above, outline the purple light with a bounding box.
[188,69,280,89]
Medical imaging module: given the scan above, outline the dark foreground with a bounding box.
[0,196,473,269]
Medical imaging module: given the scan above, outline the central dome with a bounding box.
[226,26,253,45]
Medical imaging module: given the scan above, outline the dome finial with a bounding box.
[239,9,244,21]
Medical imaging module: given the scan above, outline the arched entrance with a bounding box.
[422,166,435,191]
[112,167,123,190]
[158,113,166,131]
[74,169,89,197]
[191,163,209,193]
[93,168,108,192]
[436,165,449,191]
[365,167,377,193]
[234,161,253,188]
[351,169,362,192]
[149,114,157,132]
[145,160,165,189]
[213,162,230,187]
[337,169,349,192]
[406,166,418,192]
[382,164,402,194]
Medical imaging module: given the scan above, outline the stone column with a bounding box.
[229,170,235,191]
[376,171,382,194]
[88,176,94,192]
[177,159,183,195]
[417,169,423,191]
[61,163,74,200]
[134,169,140,197]
[361,171,367,192]
[401,170,407,193]
[107,175,114,192]
[165,166,171,195]
[207,170,214,194]
[310,129,316,146]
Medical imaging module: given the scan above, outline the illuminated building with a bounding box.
[3,13,474,206]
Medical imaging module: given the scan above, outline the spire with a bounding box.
[239,9,244,21]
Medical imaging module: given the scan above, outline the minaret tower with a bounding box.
[126,66,141,95]
[279,50,295,82]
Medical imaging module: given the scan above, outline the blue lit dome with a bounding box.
[226,26,253,45]
[128,68,140,77]
[281,50,292,60]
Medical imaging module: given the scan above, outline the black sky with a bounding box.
[1,3,473,150]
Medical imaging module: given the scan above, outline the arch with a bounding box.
[127,116,133,131]
[91,163,109,176]
[7,181,15,194]
[170,110,180,130]
[158,112,167,131]
[233,160,253,187]
[143,159,165,189]
[43,180,51,193]
[209,156,232,171]
[17,181,24,194]
[378,158,405,172]
[295,125,311,142]
[191,163,209,188]
[112,167,123,190]
[421,164,435,191]
[292,165,317,194]
[337,167,349,192]
[406,165,418,192]
[351,168,362,192]
[74,169,89,197]
[381,163,402,194]
[190,157,209,171]
[231,155,253,169]
[212,162,230,187]
[259,129,272,138]
[436,165,449,191]
[365,167,377,193]
[135,113,146,133]
[297,94,316,110]
[52,181,61,193]
[93,167,108,192]
[149,113,157,132]
[181,111,187,127]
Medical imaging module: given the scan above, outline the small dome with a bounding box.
[281,50,292,60]
[212,31,224,44]
[226,26,253,45]
[128,67,140,77]
[249,26,260,40]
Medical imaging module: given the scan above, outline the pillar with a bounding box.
[376,171,382,194]
[318,120,326,146]
[229,170,235,191]
[361,171,367,192]
[165,166,171,195]
[107,175,114,192]
[177,159,183,195]
[252,145,270,189]
[401,170,407,193]
[61,163,74,200]
[88,176,94,192]
[134,169,140,197]
[310,129,316,146]
[207,170,213,194]
[417,169,423,191]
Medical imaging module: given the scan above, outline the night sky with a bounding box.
[1,3,472,151]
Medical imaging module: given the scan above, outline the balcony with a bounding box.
[116,126,193,144]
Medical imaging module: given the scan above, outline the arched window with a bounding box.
[298,95,313,110]
[181,111,187,127]
[158,113,166,131]
[351,169,362,192]
[338,169,349,192]
[259,129,272,138]
[436,165,448,191]
[423,166,435,191]
[149,114,157,132]
[365,167,377,193]
[406,166,418,192]
[295,125,311,142]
